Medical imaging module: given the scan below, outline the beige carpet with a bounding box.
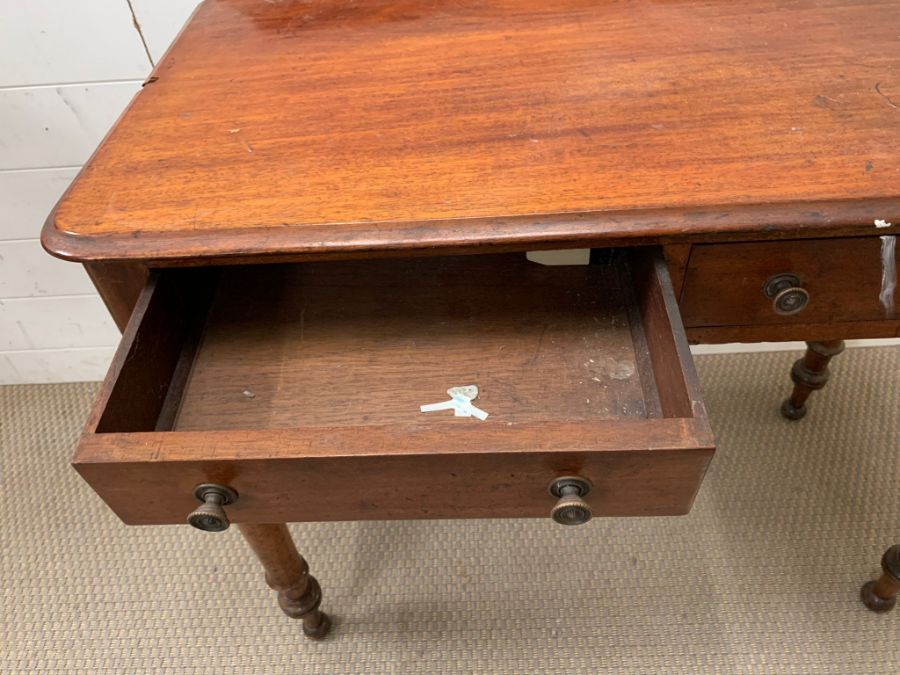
[1,348,898,674]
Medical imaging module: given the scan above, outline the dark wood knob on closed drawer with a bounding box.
[187,483,238,531]
[548,476,593,525]
[763,273,809,315]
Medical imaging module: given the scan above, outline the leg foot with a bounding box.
[781,340,845,420]
[780,397,808,421]
[861,545,900,613]
[238,523,332,638]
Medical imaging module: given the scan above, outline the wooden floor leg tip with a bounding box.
[781,398,807,420]
[302,612,332,640]
[861,581,897,613]
[860,545,900,613]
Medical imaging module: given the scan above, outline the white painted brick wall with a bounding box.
[0,0,202,384]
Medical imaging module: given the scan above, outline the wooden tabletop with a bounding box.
[45,0,900,264]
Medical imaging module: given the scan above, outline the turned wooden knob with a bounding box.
[548,476,593,525]
[763,273,809,315]
[187,483,238,532]
[861,545,900,613]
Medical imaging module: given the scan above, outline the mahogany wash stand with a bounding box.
[42,0,900,636]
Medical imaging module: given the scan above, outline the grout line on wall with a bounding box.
[0,296,104,303]
[0,165,87,173]
[0,238,51,244]
[0,165,82,175]
[126,0,156,68]
[0,293,103,302]
[0,79,145,93]
[0,346,118,356]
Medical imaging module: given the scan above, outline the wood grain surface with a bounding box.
[44,0,900,264]
[74,429,713,524]
[174,254,647,430]
[679,237,900,327]
[685,321,900,344]
[83,262,149,331]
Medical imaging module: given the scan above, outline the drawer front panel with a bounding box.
[680,237,898,327]
[76,426,712,525]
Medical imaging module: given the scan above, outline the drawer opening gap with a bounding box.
[91,250,701,435]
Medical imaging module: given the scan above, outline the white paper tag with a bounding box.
[420,385,489,421]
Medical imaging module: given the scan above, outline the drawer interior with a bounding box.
[95,252,693,434]
[77,249,714,525]
[177,259,648,430]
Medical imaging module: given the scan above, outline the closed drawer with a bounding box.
[74,250,714,526]
[680,237,898,328]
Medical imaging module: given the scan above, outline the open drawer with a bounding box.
[74,249,714,526]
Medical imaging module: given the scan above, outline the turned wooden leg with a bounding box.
[781,340,845,420]
[238,523,331,638]
[861,545,900,613]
